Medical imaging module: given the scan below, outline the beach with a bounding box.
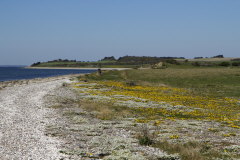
[0,72,175,160]
[0,75,76,159]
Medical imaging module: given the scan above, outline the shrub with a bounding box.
[191,62,200,66]
[139,136,153,146]
[194,57,203,59]
[137,124,153,146]
[218,62,230,67]
[165,59,180,65]
[212,55,224,58]
[126,81,136,86]
[232,62,240,66]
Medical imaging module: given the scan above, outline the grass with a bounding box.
[77,71,240,126]
[85,70,125,81]
[152,141,226,160]
[187,57,235,62]
[79,100,134,120]
[52,96,134,120]
[85,68,240,98]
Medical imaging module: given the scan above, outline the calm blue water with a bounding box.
[0,67,96,82]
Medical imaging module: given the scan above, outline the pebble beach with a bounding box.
[0,75,75,159]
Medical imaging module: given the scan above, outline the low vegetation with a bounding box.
[153,141,224,160]
[46,61,240,159]
[85,68,240,98]
[65,67,240,159]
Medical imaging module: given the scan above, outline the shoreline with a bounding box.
[25,66,131,70]
[0,66,131,86]
[0,73,82,89]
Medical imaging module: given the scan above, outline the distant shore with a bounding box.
[25,66,131,70]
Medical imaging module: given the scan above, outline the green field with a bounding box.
[86,67,240,98]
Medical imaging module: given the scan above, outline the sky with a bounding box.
[0,0,240,65]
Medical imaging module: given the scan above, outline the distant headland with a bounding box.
[30,55,240,69]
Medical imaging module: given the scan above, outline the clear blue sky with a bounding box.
[0,0,239,65]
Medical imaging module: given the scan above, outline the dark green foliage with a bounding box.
[191,62,215,67]
[101,56,116,61]
[139,136,153,146]
[165,59,180,65]
[218,62,230,67]
[31,62,41,66]
[138,124,153,146]
[212,54,224,58]
[126,81,136,86]
[48,59,76,62]
[194,57,203,59]
[31,56,185,68]
[232,61,240,66]
[117,56,184,65]
[191,62,200,66]
[231,58,240,61]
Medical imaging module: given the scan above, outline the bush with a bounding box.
[31,62,41,66]
[232,62,240,66]
[194,57,203,59]
[126,81,136,86]
[137,124,153,146]
[139,136,153,146]
[212,55,224,58]
[218,62,230,67]
[165,59,180,65]
[231,58,240,61]
[192,62,200,66]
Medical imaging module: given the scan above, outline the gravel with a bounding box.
[0,77,71,160]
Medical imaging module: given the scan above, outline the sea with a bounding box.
[0,66,96,82]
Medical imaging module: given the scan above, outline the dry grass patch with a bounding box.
[153,141,224,160]
[79,100,134,120]
[50,105,65,109]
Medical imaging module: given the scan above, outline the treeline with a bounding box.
[194,54,224,59]
[31,59,77,66]
[116,56,184,65]
[31,56,184,66]
[47,59,77,62]
[192,61,240,67]
[99,56,184,65]
[31,55,240,68]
